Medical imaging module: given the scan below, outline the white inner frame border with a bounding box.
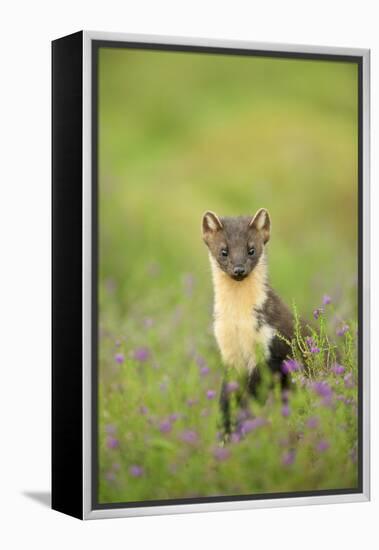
[82,30,370,520]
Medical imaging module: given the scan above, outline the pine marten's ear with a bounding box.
[249,208,271,244]
[202,211,223,237]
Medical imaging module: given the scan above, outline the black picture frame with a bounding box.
[52,30,370,520]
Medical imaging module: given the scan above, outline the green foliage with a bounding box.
[99,287,358,503]
[97,48,359,503]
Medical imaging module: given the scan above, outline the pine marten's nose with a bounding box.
[233,265,246,277]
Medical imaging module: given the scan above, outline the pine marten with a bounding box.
[202,208,297,435]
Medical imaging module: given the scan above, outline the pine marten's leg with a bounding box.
[219,378,231,440]
[267,335,291,401]
[267,356,290,402]
[247,351,290,405]
[247,366,261,398]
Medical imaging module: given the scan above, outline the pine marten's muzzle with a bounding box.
[232,265,247,281]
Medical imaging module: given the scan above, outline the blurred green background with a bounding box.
[97,47,359,503]
[99,47,358,318]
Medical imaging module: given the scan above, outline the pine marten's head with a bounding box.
[201,209,270,281]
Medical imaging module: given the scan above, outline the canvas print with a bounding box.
[96,45,360,506]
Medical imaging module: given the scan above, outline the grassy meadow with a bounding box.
[97,47,359,503]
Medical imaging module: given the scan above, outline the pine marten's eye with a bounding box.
[221,249,228,257]
[248,247,255,256]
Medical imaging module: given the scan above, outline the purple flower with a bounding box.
[105,423,116,434]
[105,471,116,482]
[306,337,320,354]
[331,363,345,375]
[316,439,330,453]
[323,394,334,407]
[106,436,119,449]
[337,324,349,337]
[230,432,241,444]
[159,420,172,434]
[240,417,265,435]
[312,381,333,398]
[350,447,358,464]
[344,372,354,388]
[133,347,150,362]
[236,408,250,422]
[281,404,290,418]
[187,397,198,407]
[307,416,319,429]
[180,430,199,445]
[114,353,124,364]
[282,450,296,466]
[195,355,207,368]
[169,413,180,422]
[322,294,332,305]
[313,308,323,320]
[129,465,144,477]
[139,405,148,415]
[206,389,216,400]
[213,446,231,462]
[200,365,210,376]
[281,358,301,374]
[226,381,239,394]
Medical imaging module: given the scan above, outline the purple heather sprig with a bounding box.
[213,446,231,462]
[139,405,148,415]
[105,423,116,434]
[180,430,199,445]
[281,358,302,374]
[159,420,172,434]
[230,432,241,444]
[282,450,296,466]
[129,465,144,478]
[226,381,239,394]
[312,381,333,398]
[133,347,150,362]
[195,355,207,368]
[240,417,265,435]
[306,416,319,429]
[114,353,124,364]
[316,439,330,453]
[331,363,345,375]
[313,308,323,320]
[206,389,216,400]
[306,336,320,354]
[105,471,116,482]
[337,324,349,337]
[344,372,355,388]
[106,436,119,449]
[187,397,198,407]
